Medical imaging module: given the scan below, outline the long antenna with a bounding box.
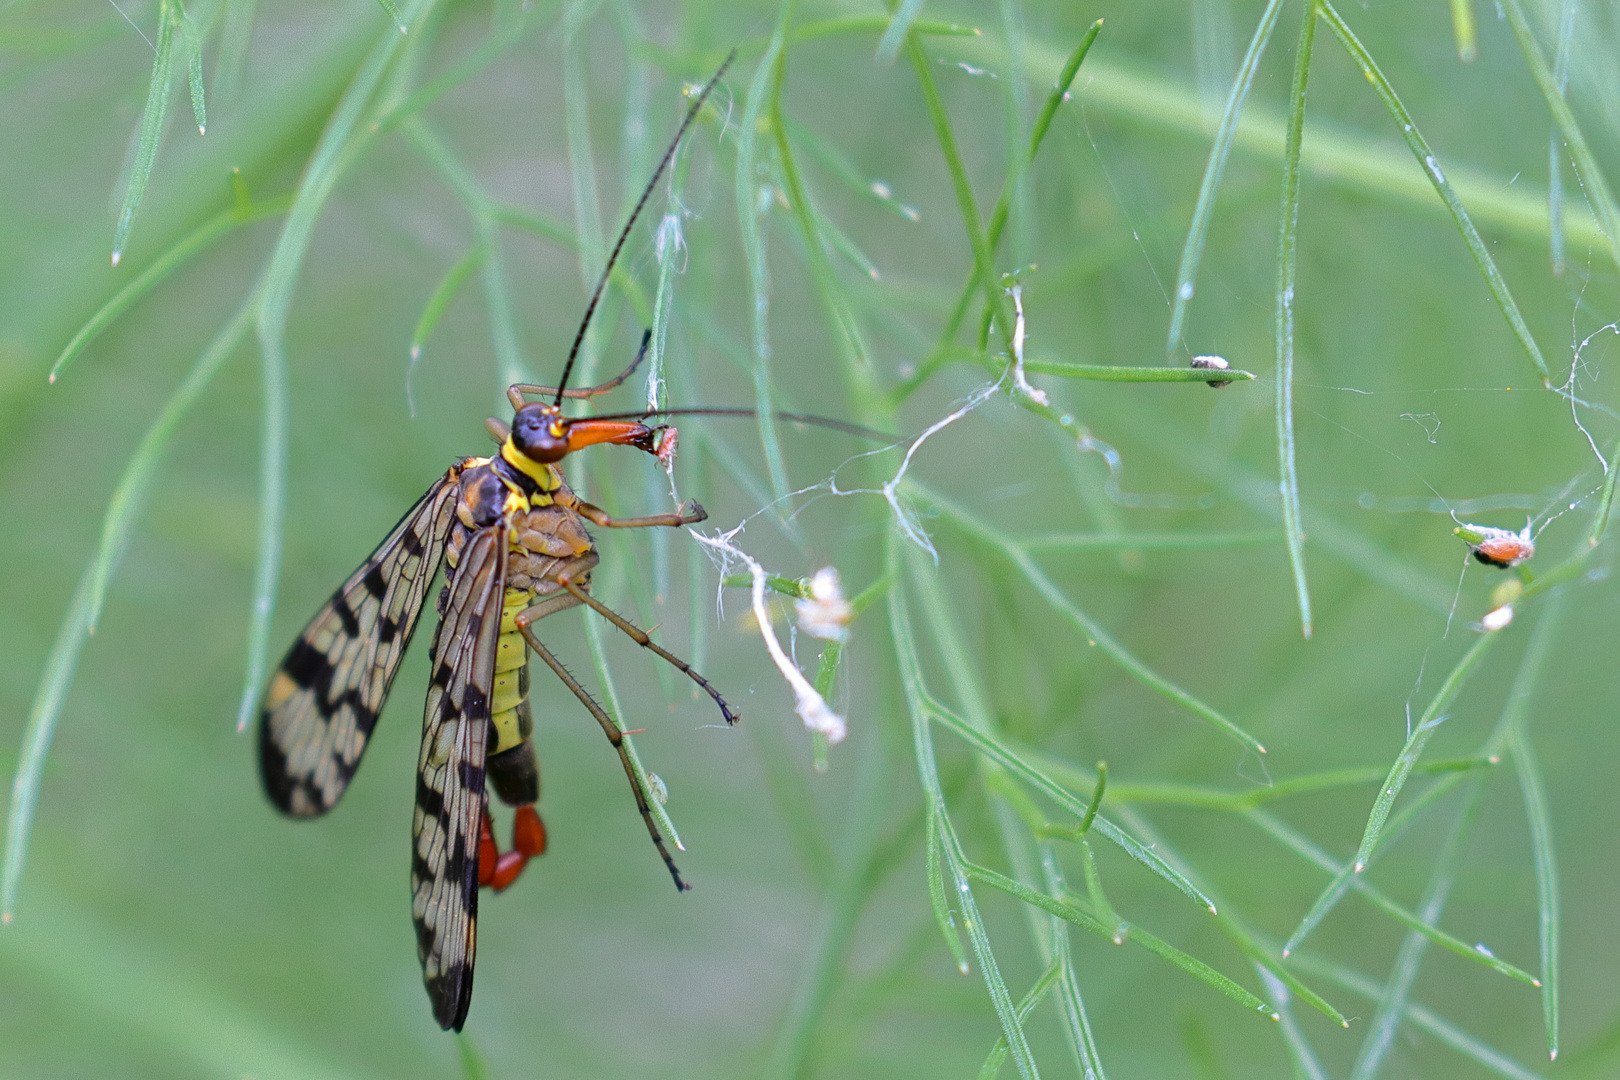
[553,50,736,407]
[587,406,899,443]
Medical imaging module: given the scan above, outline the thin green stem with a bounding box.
[1018,361,1256,383]
[1350,779,1487,1080]
[1274,0,1316,640]
[111,0,181,265]
[1497,0,1620,273]
[897,24,1101,404]
[1318,0,1551,383]
[51,194,292,381]
[1353,630,1498,872]
[237,0,436,732]
[915,482,1264,754]
[3,295,256,920]
[1167,0,1286,357]
[1292,954,1549,1080]
[904,34,1010,358]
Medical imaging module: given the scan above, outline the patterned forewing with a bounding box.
[412,525,506,1032]
[259,469,462,816]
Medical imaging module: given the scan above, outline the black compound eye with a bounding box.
[510,404,568,463]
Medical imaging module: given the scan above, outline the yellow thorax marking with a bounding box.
[500,436,564,493]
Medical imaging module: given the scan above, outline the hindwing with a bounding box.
[258,466,463,816]
[411,523,507,1032]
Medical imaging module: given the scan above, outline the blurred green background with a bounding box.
[3,1,1619,1077]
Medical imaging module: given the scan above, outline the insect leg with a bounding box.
[515,621,690,892]
[568,497,707,530]
[553,576,738,726]
[506,330,651,405]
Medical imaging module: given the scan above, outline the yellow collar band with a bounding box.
[500,436,552,485]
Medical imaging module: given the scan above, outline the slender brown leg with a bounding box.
[567,497,707,530]
[514,621,689,892]
[506,331,651,406]
[551,575,738,726]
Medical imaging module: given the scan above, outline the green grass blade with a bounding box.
[2,295,255,921]
[891,570,1039,1080]
[1256,966,1332,1080]
[1028,747,1494,814]
[760,732,895,1080]
[51,193,291,382]
[1293,954,1548,1080]
[899,22,1099,404]
[561,4,604,288]
[581,608,684,853]
[966,862,1274,1019]
[1501,596,1567,1060]
[769,67,876,400]
[178,2,206,134]
[407,243,486,412]
[1498,0,1620,273]
[1512,731,1560,1060]
[491,203,652,325]
[214,0,256,103]
[892,566,968,964]
[1353,630,1498,872]
[926,804,970,973]
[787,15,980,45]
[1051,905,1109,1078]
[1166,0,1285,357]
[1101,756,1491,811]
[1317,0,1551,383]
[648,213,683,410]
[925,700,1217,912]
[1350,780,1485,1080]
[782,115,919,221]
[1262,775,1464,955]
[1,886,381,1078]
[1449,0,1478,62]
[375,0,408,34]
[977,963,1063,1080]
[1021,21,1101,215]
[940,32,1604,253]
[875,0,929,65]
[1076,840,1122,936]
[942,826,1041,1080]
[1252,801,1540,985]
[1109,805,1348,1029]
[736,10,793,502]
[904,34,1007,354]
[1544,0,1576,276]
[368,5,533,141]
[1020,361,1255,383]
[111,0,182,266]
[916,483,1265,754]
[455,1033,491,1080]
[1213,918,1346,1027]
[400,81,529,385]
[1273,1,1316,640]
[1,567,93,924]
[236,1,431,732]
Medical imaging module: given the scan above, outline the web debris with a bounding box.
[1007,284,1049,407]
[1400,412,1441,444]
[691,526,845,744]
[874,381,1001,562]
[1552,319,1619,472]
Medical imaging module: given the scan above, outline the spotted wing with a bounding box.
[411,524,506,1032]
[258,467,462,817]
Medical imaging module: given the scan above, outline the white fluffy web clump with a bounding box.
[690,524,846,745]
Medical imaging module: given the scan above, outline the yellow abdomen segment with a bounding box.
[490,587,535,754]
